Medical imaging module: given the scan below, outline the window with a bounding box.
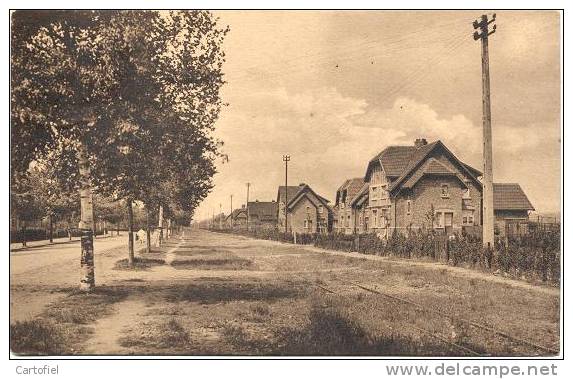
[372,210,378,227]
[306,206,311,214]
[462,210,475,226]
[435,211,443,228]
[406,200,411,215]
[441,184,450,198]
[463,187,471,199]
[346,215,350,227]
[318,205,323,214]
[304,220,308,228]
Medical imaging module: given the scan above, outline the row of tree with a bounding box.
[11,10,228,291]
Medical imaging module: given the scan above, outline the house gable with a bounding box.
[389,141,481,195]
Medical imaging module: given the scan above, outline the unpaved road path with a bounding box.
[10,234,131,322]
[10,229,561,356]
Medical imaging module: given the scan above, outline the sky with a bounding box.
[195,10,561,221]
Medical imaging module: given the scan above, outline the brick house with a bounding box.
[226,206,248,229]
[333,178,366,234]
[493,183,535,236]
[277,183,333,233]
[358,138,534,237]
[247,200,278,230]
[363,138,482,236]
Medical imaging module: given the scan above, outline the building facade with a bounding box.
[277,183,332,233]
[333,178,365,234]
[353,139,534,237]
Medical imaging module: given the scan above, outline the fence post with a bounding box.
[445,238,449,263]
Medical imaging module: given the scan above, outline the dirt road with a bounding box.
[10,234,130,322]
[10,229,561,356]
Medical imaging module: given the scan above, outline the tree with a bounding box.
[12,11,132,290]
[11,10,227,284]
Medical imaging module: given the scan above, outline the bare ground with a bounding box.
[10,229,561,357]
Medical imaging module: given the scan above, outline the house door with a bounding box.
[444,212,453,234]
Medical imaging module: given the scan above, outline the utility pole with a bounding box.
[473,13,497,248]
[230,194,233,229]
[282,155,290,234]
[219,203,223,230]
[246,182,250,231]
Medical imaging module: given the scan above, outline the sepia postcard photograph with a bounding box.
[7,4,564,370]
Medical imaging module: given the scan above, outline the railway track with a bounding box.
[313,277,559,357]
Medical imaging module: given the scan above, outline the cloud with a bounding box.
[196,89,560,220]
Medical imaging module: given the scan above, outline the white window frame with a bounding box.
[406,200,411,215]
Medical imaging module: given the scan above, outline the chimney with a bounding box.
[415,138,428,148]
[241,204,245,208]
[299,182,306,187]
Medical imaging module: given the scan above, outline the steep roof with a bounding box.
[225,208,247,221]
[277,185,303,204]
[402,157,468,189]
[248,201,278,221]
[493,183,535,211]
[335,177,365,205]
[367,146,417,178]
[350,182,369,207]
[365,140,480,191]
[287,184,331,211]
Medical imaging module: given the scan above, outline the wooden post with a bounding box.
[473,14,497,248]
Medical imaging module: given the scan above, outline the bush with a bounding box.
[10,320,65,355]
[219,226,560,284]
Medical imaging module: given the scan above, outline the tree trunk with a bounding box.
[49,214,53,243]
[21,223,27,247]
[117,224,120,236]
[158,205,164,246]
[92,197,97,239]
[127,199,135,267]
[78,143,95,292]
[146,207,152,254]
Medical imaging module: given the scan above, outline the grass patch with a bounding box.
[11,286,130,355]
[164,281,304,304]
[272,304,456,356]
[114,257,165,271]
[119,318,191,351]
[170,257,254,270]
[10,320,65,355]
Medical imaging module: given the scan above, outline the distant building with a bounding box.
[357,138,534,237]
[247,200,278,230]
[277,183,333,233]
[226,206,248,229]
[493,183,535,236]
[333,178,365,234]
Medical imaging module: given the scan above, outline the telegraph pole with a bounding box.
[219,203,223,230]
[473,13,497,248]
[230,194,233,229]
[282,155,290,233]
[246,182,250,231]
